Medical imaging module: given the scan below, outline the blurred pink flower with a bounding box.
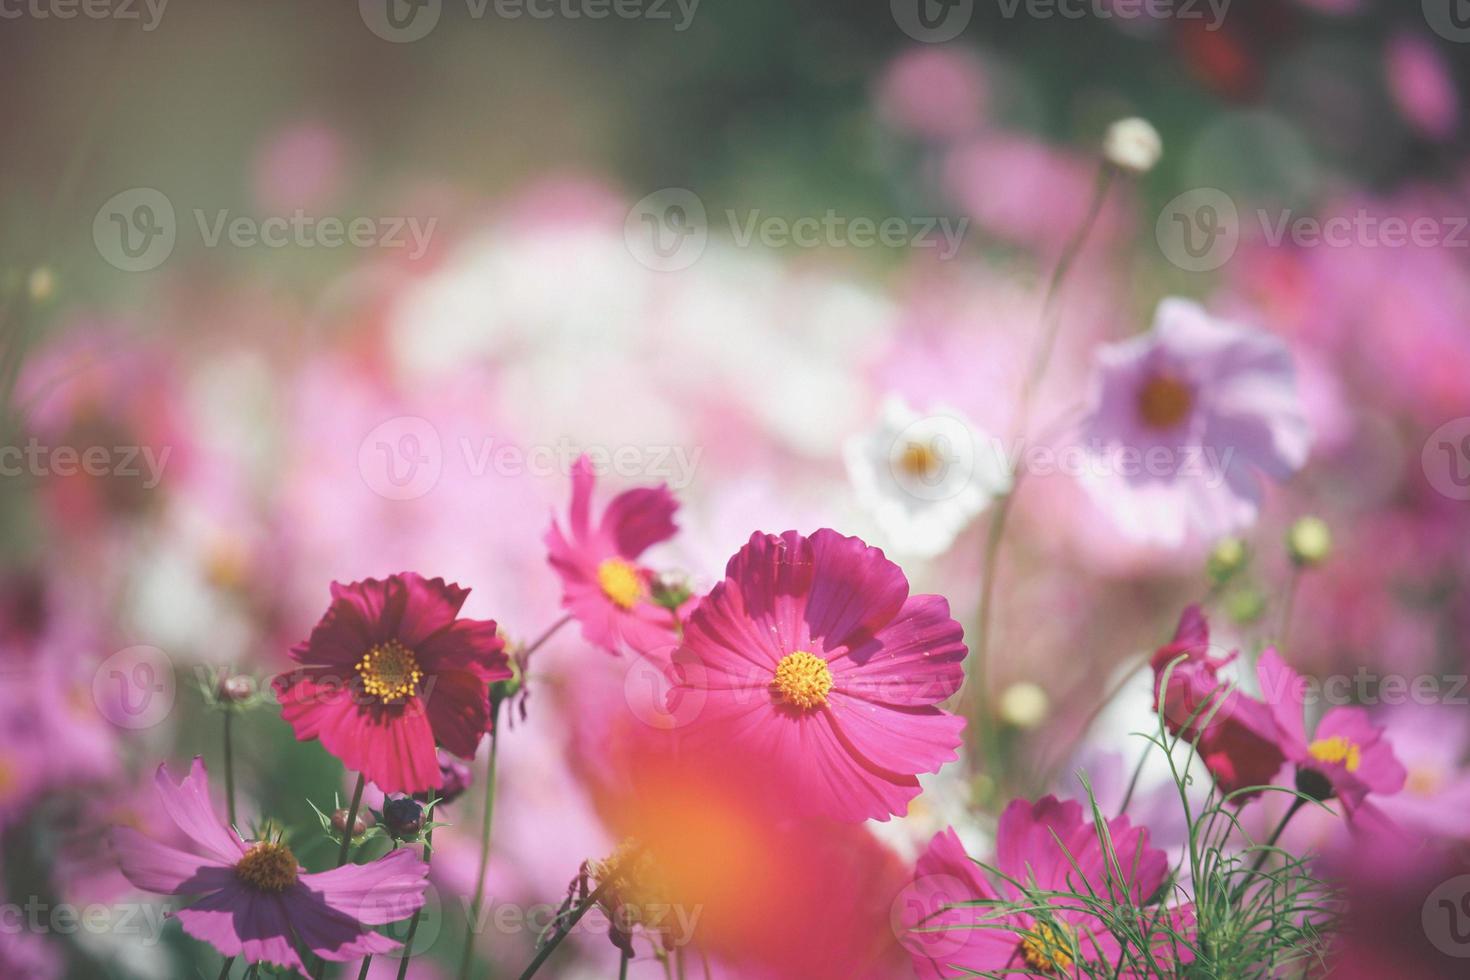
[1371,704,1470,840]
[111,759,429,971]
[252,121,348,213]
[875,47,988,142]
[1077,299,1310,547]
[1385,33,1459,141]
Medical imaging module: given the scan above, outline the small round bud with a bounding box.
[415,753,472,807]
[217,675,254,703]
[1207,537,1248,585]
[1225,588,1266,625]
[650,572,693,612]
[382,796,425,839]
[331,807,374,837]
[1102,117,1162,174]
[1287,517,1332,567]
[28,267,55,304]
[998,681,1049,730]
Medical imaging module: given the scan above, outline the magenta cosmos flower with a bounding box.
[1078,298,1310,547]
[901,798,1187,978]
[110,759,428,971]
[670,528,966,822]
[1151,606,1287,799]
[1257,650,1406,817]
[274,573,510,794]
[545,455,681,655]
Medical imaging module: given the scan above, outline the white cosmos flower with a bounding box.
[844,395,1012,559]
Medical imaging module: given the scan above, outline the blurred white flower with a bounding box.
[844,395,1011,559]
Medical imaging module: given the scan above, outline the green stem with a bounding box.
[337,773,367,867]
[223,711,237,828]
[396,789,438,980]
[618,948,631,980]
[457,700,504,980]
[216,957,235,980]
[1277,567,1302,652]
[1250,796,1308,874]
[515,880,613,980]
[357,955,373,979]
[1115,741,1152,818]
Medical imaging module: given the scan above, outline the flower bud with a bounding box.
[415,752,472,807]
[1102,117,1162,174]
[217,675,254,703]
[382,796,425,839]
[1286,517,1332,567]
[998,681,1049,730]
[1225,588,1266,625]
[331,807,374,837]
[28,267,55,304]
[1206,537,1248,585]
[650,572,693,611]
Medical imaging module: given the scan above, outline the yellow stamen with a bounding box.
[1020,921,1074,974]
[899,440,943,480]
[235,842,299,893]
[772,651,833,711]
[356,639,423,703]
[1308,735,1362,773]
[1136,373,1194,430]
[597,558,644,610]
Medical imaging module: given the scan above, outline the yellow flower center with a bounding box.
[597,558,644,610]
[1136,373,1194,430]
[772,651,833,711]
[1308,735,1362,773]
[0,755,17,800]
[1020,921,1074,974]
[356,639,423,703]
[899,439,944,480]
[235,842,299,893]
[1407,766,1442,796]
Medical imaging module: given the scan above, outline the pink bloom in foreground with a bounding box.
[1078,299,1310,547]
[110,759,428,971]
[1151,606,1287,799]
[671,528,967,822]
[546,455,681,655]
[275,573,510,794]
[1258,649,1406,817]
[901,798,1187,978]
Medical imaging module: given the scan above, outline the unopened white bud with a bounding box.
[1103,117,1162,174]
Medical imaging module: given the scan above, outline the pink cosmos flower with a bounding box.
[545,455,681,656]
[670,528,967,822]
[1373,705,1470,840]
[900,798,1186,978]
[1151,606,1287,799]
[110,759,429,972]
[1078,299,1310,547]
[274,573,510,794]
[1385,33,1460,142]
[1257,650,1406,817]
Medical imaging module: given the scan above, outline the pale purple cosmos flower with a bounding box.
[1077,299,1310,547]
[110,759,429,971]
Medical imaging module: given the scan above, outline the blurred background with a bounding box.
[2,0,1468,976]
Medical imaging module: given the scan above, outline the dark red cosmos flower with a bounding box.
[274,573,509,794]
